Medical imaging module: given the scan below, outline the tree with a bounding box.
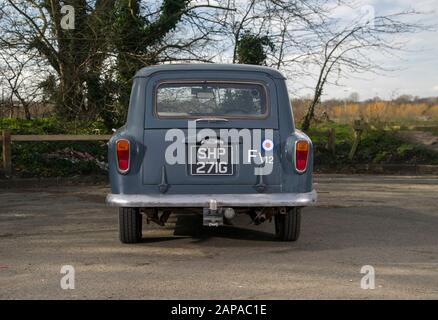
[109,0,191,127]
[301,10,427,131]
[348,92,360,103]
[0,0,429,129]
[1,0,116,119]
[395,94,414,104]
[236,32,274,65]
[0,49,43,119]
[0,0,233,126]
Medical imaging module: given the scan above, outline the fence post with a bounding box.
[326,128,335,155]
[349,120,365,160]
[2,129,12,177]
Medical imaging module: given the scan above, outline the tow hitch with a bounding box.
[203,200,225,227]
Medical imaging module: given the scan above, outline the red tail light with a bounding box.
[295,140,309,173]
[116,139,130,173]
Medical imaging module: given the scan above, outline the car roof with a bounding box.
[134,63,286,79]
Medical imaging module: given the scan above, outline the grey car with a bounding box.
[106,64,317,243]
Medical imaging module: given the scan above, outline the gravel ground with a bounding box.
[0,174,437,299]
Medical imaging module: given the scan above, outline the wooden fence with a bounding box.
[1,129,112,177]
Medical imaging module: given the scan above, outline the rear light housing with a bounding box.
[116,139,130,174]
[295,140,309,173]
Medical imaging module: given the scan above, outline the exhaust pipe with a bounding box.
[223,208,236,220]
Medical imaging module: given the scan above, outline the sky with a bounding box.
[313,0,438,101]
[2,0,437,103]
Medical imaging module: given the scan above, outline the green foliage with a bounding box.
[38,74,58,104]
[110,0,190,129]
[0,118,59,134]
[3,119,438,177]
[112,0,148,129]
[23,1,191,131]
[0,118,107,135]
[309,123,438,167]
[0,118,109,177]
[11,141,107,178]
[236,32,274,65]
[145,0,190,46]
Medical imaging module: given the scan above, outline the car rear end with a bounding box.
[106,64,316,243]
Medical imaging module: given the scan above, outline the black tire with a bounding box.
[274,207,301,241]
[119,208,142,244]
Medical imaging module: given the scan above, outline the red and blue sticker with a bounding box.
[262,139,274,152]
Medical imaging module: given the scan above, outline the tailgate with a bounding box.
[142,129,281,186]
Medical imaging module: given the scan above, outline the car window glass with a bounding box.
[155,82,267,118]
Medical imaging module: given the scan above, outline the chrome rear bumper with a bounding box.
[106,190,317,207]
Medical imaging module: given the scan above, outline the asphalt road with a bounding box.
[0,175,437,299]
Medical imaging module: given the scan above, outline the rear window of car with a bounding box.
[155,81,268,118]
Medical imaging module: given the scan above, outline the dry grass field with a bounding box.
[3,99,438,126]
[293,99,438,126]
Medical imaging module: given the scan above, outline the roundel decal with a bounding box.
[262,139,274,151]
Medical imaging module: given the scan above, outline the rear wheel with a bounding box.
[275,207,301,241]
[119,208,142,243]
